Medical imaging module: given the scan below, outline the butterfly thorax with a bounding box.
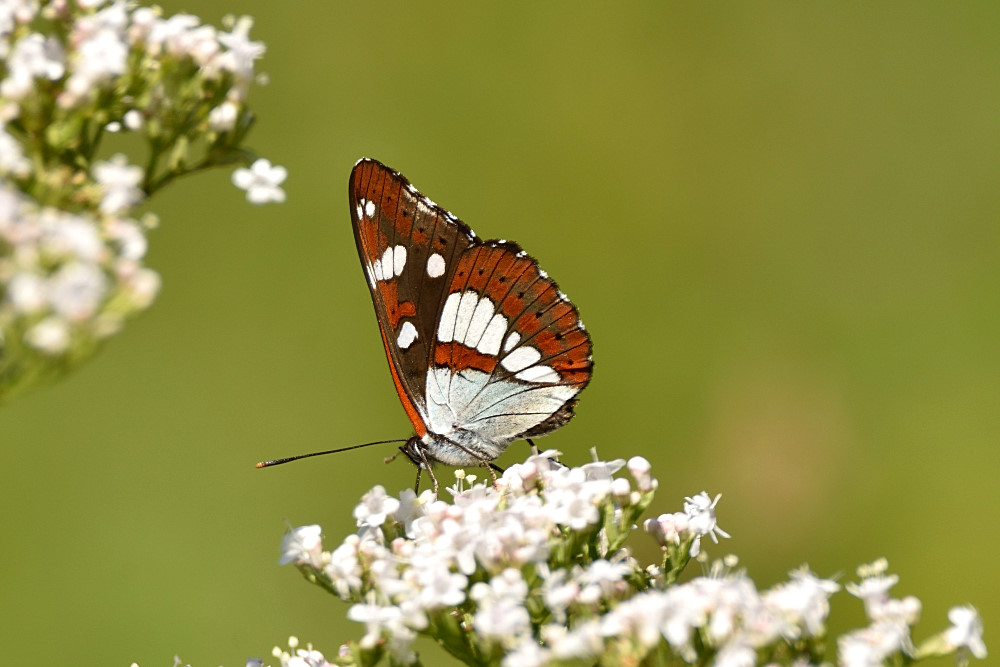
[400,432,509,468]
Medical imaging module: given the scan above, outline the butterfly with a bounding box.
[349,158,592,490]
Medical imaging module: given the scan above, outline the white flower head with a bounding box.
[1,33,65,100]
[347,602,403,650]
[627,455,656,491]
[232,158,287,204]
[47,261,108,321]
[945,605,987,659]
[353,485,399,528]
[846,573,899,619]
[93,154,144,214]
[207,100,239,131]
[279,524,323,567]
[123,109,144,131]
[6,271,47,313]
[684,491,730,543]
[0,126,30,177]
[25,315,70,354]
[214,15,265,86]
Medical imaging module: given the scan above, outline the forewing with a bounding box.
[349,158,476,432]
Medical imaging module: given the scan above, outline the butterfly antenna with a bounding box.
[256,439,409,468]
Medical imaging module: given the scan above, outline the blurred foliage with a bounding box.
[1,2,997,665]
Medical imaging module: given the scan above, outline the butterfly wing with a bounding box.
[350,158,593,464]
[425,241,592,449]
[349,158,476,436]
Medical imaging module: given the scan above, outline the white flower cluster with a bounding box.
[279,452,986,667]
[839,558,987,666]
[0,175,159,357]
[281,452,813,665]
[0,1,263,113]
[0,1,283,399]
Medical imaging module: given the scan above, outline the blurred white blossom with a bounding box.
[233,158,287,204]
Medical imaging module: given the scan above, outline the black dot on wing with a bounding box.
[554,333,563,340]
[535,311,543,318]
[517,292,525,298]
[498,276,507,283]
[417,226,424,232]
[478,269,485,276]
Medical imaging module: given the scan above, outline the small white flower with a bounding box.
[279,524,323,567]
[347,602,403,649]
[6,271,47,313]
[546,619,605,660]
[945,605,987,659]
[414,561,467,608]
[578,559,632,598]
[207,100,239,131]
[232,158,287,204]
[324,539,362,600]
[0,127,30,177]
[765,568,840,637]
[1,33,65,100]
[627,455,655,491]
[123,109,144,131]
[25,316,70,354]
[714,639,757,667]
[684,491,730,543]
[837,623,907,667]
[846,574,898,619]
[93,154,144,214]
[47,262,108,321]
[215,16,265,85]
[502,639,550,667]
[353,485,399,528]
[62,28,128,103]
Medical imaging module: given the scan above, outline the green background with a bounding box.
[3,2,998,665]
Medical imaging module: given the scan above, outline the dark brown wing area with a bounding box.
[349,158,476,428]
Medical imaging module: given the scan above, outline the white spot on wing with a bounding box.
[380,247,394,279]
[503,332,520,352]
[501,345,541,373]
[397,321,418,349]
[372,259,384,281]
[454,291,479,343]
[393,245,407,276]
[515,365,560,383]
[477,313,507,355]
[438,292,461,342]
[463,298,495,347]
[355,202,363,219]
[365,199,376,218]
[427,253,446,278]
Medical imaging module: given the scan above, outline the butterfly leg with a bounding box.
[483,462,498,486]
[527,438,539,456]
